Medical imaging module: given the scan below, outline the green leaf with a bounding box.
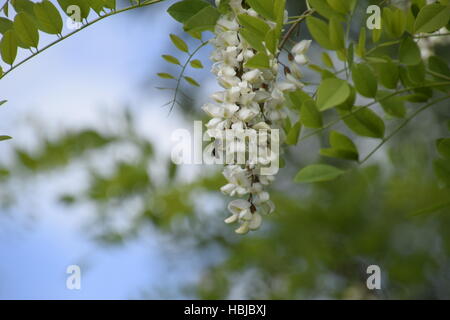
[329,18,345,50]
[0,17,13,34]
[377,91,406,118]
[170,34,189,53]
[167,0,210,23]
[316,78,351,111]
[86,0,105,14]
[327,0,353,14]
[184,76,200,87]
[351,63,378,98]
[183,6,220,33]
[329,131,357,152]
[306,16,334,50]
[414,3,450,33]
[320,131,359,161]
[322,52,334,69]
[273,0,286,36]
[429,56,450,81]
[217,0,230,14]
[190,59,203,69]
[356,27,366,57]
[237,14,270,40]
[437,138,450,159]
[162,54,181,65]
[294,164,345,183]
[239,28,264,52]
[0,135,12,141]
[374,59,399,89]
[0,100,7,106]
[308,0,345,21]
[372,28,382,43]
[301,99,323,128]
[102,0,115,10]
[399,37,421,66]
[382,6,406,38]
[11,0,35,16]
[13,12,39,48]
[245,52,270,69]
[288,89,312,111]
[157,72,175,79]
[246,0,276,21]
[0,30,18,65]
[434,158,450,187]
[264,27,278,55]
[342,107,385,139]
[33,0,63,35]
[407,60,426,84]
[347,42,354,69]
[336,85,356,111]
[286,121,302,145]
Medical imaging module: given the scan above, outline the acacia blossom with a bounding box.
[204,0,311,234]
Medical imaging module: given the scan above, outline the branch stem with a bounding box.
[0,0,165,80]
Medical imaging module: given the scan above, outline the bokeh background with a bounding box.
[1,0,450,299]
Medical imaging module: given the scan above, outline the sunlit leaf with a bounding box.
[246,0,276,21]
[0,17,13,34]
[184,76,200,87]
[0,30,18,65]
[167,0,209,23]
[306,16,334,50]
[377,91,406,118]
[414,3,450,33]
[352,63,378,98]
[301,99,323,128]
[157,72,175,79]
[162,54,181,65]
[245,52,270,69]
[190,59,203,69]
[286,121,302,145]
[399,37,421,66]
[170,34,189,53]
[294,164,345,183]
[13,12,39,48]
[342,107,385,139]
[320,131,359,161]
[33,0,63,35]
[316,78,351,111]
[0,135,12,141]
[183,6,220,33]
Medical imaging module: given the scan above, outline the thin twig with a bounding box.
[298,81,450,144]
[359,95,450,164]
[0,0,166,80]
[277,9,315,57]
[169,41,208,113]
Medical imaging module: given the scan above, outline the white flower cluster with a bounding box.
[204,0,311,234]
[417,27,450,59]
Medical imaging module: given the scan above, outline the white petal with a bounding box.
[295,54,308,65]
[292,40,312,55]
[235,222,250,235]
[249,213,262,230]
[227,199,251,215]
[224,214,238,224]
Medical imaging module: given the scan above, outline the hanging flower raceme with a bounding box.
[202,0,311,234]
